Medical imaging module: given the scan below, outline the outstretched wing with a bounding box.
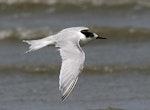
[58,42,85,101]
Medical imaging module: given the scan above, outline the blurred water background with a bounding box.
[0,0,150,110]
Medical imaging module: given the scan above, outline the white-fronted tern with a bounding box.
[23,27,106,101]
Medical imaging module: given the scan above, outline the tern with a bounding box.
[23,27,106,101]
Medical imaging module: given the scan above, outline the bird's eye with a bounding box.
[81,30,94,38]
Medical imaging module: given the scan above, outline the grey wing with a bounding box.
[58,44,85,101]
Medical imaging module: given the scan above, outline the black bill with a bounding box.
[96,36,107,39]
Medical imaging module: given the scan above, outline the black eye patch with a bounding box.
[81,30,94,38]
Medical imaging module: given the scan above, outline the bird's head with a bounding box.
[79,28,106,45]
[61,27,106,46]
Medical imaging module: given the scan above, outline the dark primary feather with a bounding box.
[61,77,78,101]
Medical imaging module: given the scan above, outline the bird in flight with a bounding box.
[23,27,106,101]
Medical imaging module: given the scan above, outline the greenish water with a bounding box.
[0,40,150,110]
[0,71,150,110]
[0,0,150,109]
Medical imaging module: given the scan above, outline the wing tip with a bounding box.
[61,95,68,102]
[60,77,78,102]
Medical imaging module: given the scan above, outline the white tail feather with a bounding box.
[23,36,55,53]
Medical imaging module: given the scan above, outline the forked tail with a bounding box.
[23,36,55,53]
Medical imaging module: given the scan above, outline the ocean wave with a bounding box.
[0,27,54,40]
[0,27,150,42]
[0,65,150,73]
[0,0,150,8]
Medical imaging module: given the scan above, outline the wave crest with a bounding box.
[0,28,54,40]
[1,27,150,42]
[1,65,150,73]
[0,0,150,8]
